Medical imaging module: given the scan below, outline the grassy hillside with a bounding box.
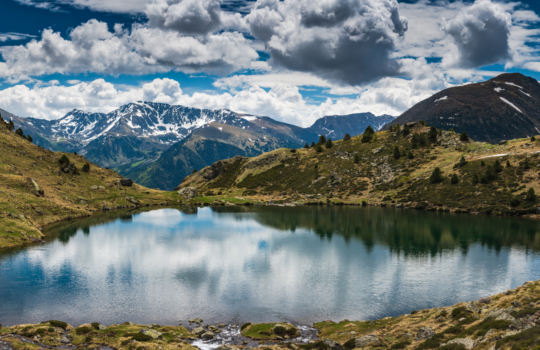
[179,122,540,216]
[0,119,178,250]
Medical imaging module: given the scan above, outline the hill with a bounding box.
[383,73,540,143]
[0,117,177,250]
[177,122,540,216]
[309,112,394,139]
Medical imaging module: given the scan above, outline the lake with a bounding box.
[1,206,540,327]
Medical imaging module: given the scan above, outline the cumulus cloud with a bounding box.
[442,0,512,68]
[245,0,408,85]
[0,19,258,82]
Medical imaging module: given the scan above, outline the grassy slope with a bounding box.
[0,121,179,249]
[179,125,540,216]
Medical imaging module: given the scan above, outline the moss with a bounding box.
[242,323,278,340]
[75,326,91,335]
[131,333,154,342]
[48,320,68,329]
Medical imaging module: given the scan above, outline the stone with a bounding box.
[510,318,535,331]
[442,337,475,350]
[140,329,162,340]
[189,318,203,324]
[31,179,44,197]
[60,336,70,343]
[178,187,198,199]
[90,186,98,190]
[192,327,206,336]
[98,325,106,330]
[120,179,134,187]
[322,339,344,350]
[416,327,436,341]
[495,313,516,322]
[511,301,522,308]
[271,323,299,337]
[201,332,215,340]
[466,300,480,313]
[216,345,239,350]
[436,316,445,322]
[354,335,383,348]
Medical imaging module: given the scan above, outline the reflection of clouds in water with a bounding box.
[2,207,540,326]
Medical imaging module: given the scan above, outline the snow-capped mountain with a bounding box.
[309,113,395,139]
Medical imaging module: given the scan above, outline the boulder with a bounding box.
[495,313,516,322]
[442,338,475,350]
[354,335,382,348]
[510,318,535,331]
[511,301,522,308]
[120,179,134,187]
[201,332,215,340]
[416,327,435,341]
[217,345,239,350]
[139,329,162,340]
[271,323,299,337]
[179,187,198,199]
[189,318,203,324]
[466,301,480,313]
[322,339,344,350]
[192,326,206,336]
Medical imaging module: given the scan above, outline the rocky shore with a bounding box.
[2,280,540,350]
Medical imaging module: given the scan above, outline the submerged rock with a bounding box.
[192,326,206,336]
[201,331,215,340]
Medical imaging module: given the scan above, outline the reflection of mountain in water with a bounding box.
[211,206,540,256]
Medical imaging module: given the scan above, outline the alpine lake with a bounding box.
[2,205,540,328]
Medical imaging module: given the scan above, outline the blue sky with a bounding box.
[0,0,539,126]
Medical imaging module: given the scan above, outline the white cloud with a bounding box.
[245,0,408,85]
[0,19,258,82]
[0,32,36,42]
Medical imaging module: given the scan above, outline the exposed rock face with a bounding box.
[204,160,227,181]
[495,313,516,322]
[416,327,436,341]
[466,300,480,313]
[442,337,475,350]
[178,187,198,199]
[322,339,344,350]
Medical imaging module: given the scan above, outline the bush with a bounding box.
[362,201,367,206]
[27,134,33,143]
[36,328,46,335]
[460,131,469,141]
[393,147,401,160]
[91,322,100,330]
[315,145,323,153]
[428,126,438,142]
[407,151,414,159]
[430,167,443,184]
[354,154,360,164]
[82,163,90,173]
[192,168,197,174]
[290,148,297,153]
[76,326,91,335]
[343,133,351,141]
[344,338,357,349]
[510,197,521,207]
[390,341,411,350]
[241,323,253,331]
[522,158,531,170]
[325,138,333,149]
[131,333,154,342]
[494,159,503,173]
[58,155,70,166]
[532,136,536,142]
[451,174,459,184]
[15,127,24,137]
[451,307,468,319]
[526,188,537,202]
[472,172,479,185]
[48,320,68,329]
[506,160,512,168]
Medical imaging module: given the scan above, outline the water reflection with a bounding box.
[1,206,540,327]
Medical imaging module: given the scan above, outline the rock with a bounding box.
[192,326,206,336]
[372,147,384,154]
[330,172,342,185]
[499,140,508,145]
[436,316,445,322]
[120,179,134,187]
[442,337,475,350]
[510,318,535,331]
[495,313,516,322]
[485,308,514,320]
[217,345,240,350]
[416,327,436,341]
[466,300,480,313]
[125,197,139,205]
[189,318,203,324]
[178,187,198,199]
[322,339,344,350]
[90,186,98,190]
[201,332,215,340]
[208,325,219,332]
[271,323,299,337]
[139,329,162,340]
[511,301,522,308]
[98,325,106,330]
[60,336,70,343]
[354,335,383,348]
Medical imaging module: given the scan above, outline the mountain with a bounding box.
[178,122,540,216]
[308,113,395,139]
[383,73,540,143]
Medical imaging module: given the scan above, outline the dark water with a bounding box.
[2,206,540,327]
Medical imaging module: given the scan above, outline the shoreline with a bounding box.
[1,280,539,350]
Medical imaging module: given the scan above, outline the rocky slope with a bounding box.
[1,279,539,350]
[177,122,540,217]
[383,73,540,143]
[0,117,178,249]
[309,113,394,139]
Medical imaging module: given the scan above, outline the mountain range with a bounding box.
[383,73,540,143]
[2,103,394,190]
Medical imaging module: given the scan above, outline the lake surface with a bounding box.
[2,206,540,327]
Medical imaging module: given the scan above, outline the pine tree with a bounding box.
[26,134,33,143]
[192,168,197,174]
[460,131,469,142]
[493,159,503,173]
[325,138,333,149]
[82,163,90,173]
[472,172,479,185]
[451,174,459,184]
[318,135,327,145]
[485,165,496,181]
[15,127,24,137]
[407,151,414,159]
[522,158,531,170]
[393,147,401,160]
[430,167,443,184]
[304,143,309,149]
[8,120,14,131]
[411,133,420,149]
[58,155,70,166]
[532,136,536,142]
[361,125,375,143]
[354,154,360,164]
[458,156,467,167]
[506,160,512,168]
[311,142,316,148]
[428,126,438,142]
[315,145,323,153]
[343,133,351,141]
[402,124,410,137]
[526,188,537,202]
[481,160,485,167]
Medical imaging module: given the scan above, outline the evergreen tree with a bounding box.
[418,133,428,147]
[192,168,197,174]
[526,188,537,202]
[8,120,14,131]
[493,159,503,173]
[428,126,438,142]
[481,160,485,166]
[318,135,327,145]
[325,138,333,149]
[15,127,24,137]
[485,165,496,182]
[82,163,90,173]
[472,172,479,185]
[522,158,531,170]
[311,141,316,148]
[458,156,467,167]
[393,147,401,160]
[402,124,410,137]
[74,151,78,155]
[411,133,420,149]
[354,154,360,164]
[343,133,351,141]
[361,125,375,143]
[304,143,309,149]
[532,136,536,142]
[407,151,414,159]
[460,131,469,142]
[510,197,521,207]
[430,167,443,184]
[26,134,33,143]
[451,174,459,184]
[506,160,512,168]
[58,155,70,166]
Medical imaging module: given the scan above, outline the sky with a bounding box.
[0,0,539,127]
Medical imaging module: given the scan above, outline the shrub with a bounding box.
[27,134,33,143]
[91,322,100,330]
[439,344,466,350]
[131,333,154,342]
[460,131,469,141]
[241,323,253,331]
[315,145,323,153]
[325,138,333,149]
[445,325,464,334]
[457,156,467,167]
[390,341,411,350]
[393,147,401,160]
[451,174,459,184]
[58,155,70,166]
[522,158,531,170]
[362,201,367,206]
[526,188,537,202]
[36,328,47,335]
[494,159,503,173]
[82,163,90,173]
[402,124,410,137]
[344,338,357,349]
[318,135,327,145]
[343,133,351,141]
[430,167,443,184]
[290,148,297,153]
[510,197,521,207]
[484,165,496,181]
[48,327,54,332]
[532,136,536,142]
[76,326,91,335]
[407,151,414,159]
[428,126,438,142]
[507,160,512,168]
[15,127,24,137]
[192,168,197,174]
[451,307,468,319]
[48,320,68,329]
[472,172,479,185]
[354,154,360,164]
